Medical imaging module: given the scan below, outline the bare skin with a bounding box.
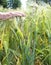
[0,11,25,20]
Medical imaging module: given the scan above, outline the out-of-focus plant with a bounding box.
[0,0,21,8]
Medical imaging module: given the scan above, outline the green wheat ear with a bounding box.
[17,27,24,39]
[13,17,24,39]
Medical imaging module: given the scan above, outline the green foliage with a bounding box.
[0,0,7,8]
[0,0,21,8]
[13,0,21,9]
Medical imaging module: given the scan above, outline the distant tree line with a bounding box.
[36,0,51,5]
[0,0,21,9]
[36,0,51,3]
[27,0,51,4]
[27,0,51,3]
